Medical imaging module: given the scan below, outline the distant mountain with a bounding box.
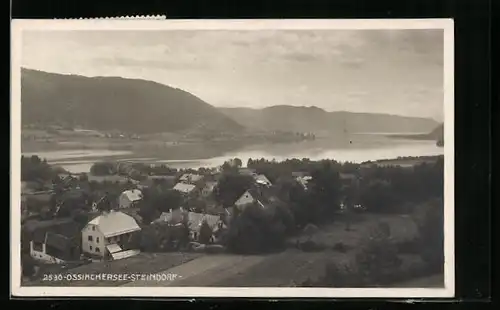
[429,123,444,139]
[431,123,444,147]
[384,122,444,146]
[21,69,244,134]
[218,105,439,135]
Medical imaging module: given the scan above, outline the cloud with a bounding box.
[93,56,210,71]
[21,29,444,119]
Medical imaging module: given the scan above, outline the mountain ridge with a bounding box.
[21,68,244,134]
[21,68,440,136]
[218,106,439,135]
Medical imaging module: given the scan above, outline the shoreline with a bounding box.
[21,137,444,174]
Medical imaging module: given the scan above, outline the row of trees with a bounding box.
[21,155,58,182]
[220,156,444,254]
[320,197,444,287]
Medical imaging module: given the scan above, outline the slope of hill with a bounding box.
[384,122,444,147]
[429,123,444,139]
[218,106,439,135]
[21,69,244,134]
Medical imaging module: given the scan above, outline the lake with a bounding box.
[21,134,444,174]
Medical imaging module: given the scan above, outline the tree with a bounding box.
[225,203,288,254]
[414,198,444,272]
[90,162,115,176]
[307,162,342,222]
[359,179,400,213]
[79,173,89,182]
[214,174,254,207]
[354,222,402,284]
[21,254,36,278]
[233,158,243,168]
[21,155,55,181]
[96,194,112,212]
[198,220,213,244]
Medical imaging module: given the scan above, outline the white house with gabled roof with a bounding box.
[254,174,272,187]
[81,210,141,260]
[173,182,197,195]
[118,189,143,209]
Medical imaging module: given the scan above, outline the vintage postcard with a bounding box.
[10,19,454,298]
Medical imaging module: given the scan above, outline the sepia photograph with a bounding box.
[11,19,454,298]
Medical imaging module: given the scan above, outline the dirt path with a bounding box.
[121,254,266,287]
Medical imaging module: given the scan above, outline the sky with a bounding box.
[22,29,444,121]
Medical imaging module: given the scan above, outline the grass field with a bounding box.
[120,212,426,288]
[22,212,439,288]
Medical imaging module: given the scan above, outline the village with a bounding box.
[20,154,445,287]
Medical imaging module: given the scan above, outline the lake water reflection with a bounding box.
[22,135,444,173]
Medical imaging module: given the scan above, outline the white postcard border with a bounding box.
[10,18,455,298]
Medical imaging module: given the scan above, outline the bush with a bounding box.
[332,242,350,253]
[198,221,213,244]
[22,254,37,278]
[354,222,402,283]
[225,203,287,254]
[359,180,401,213]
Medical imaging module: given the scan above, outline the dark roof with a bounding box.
[45,232,73,251]
[23,218,81,240]
[246,186,276,206]
[32,230,46,243]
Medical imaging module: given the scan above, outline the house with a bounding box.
[23,218,81,264]
[291,171,309,178]
[55,174,79,189]
[201,181,218,197]
[295,175,313,190]
[118,189,143,209]
[151,207,188,225]
[234,187,275,211]
[254,174,272,187]
[178,173,204,184]
[211,205,234,225]
[186,212,225,242]
[81,210,141,260]
[173,182,197,195]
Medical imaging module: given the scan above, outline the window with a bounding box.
[95,247,100,253]
[90,245,93,251]
[96,237,100,243]
[92,226,96,231]
[88,235,93,242]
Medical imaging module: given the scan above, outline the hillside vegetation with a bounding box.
[218,106,439,135]
[21,69,244,134]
